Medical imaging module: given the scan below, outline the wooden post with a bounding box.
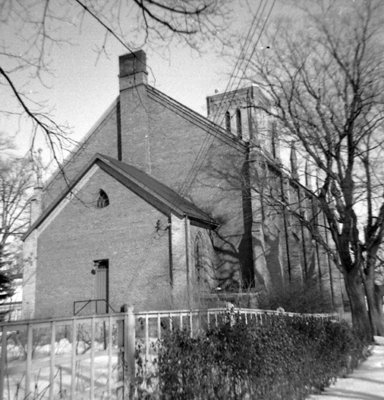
[189,311,193,338]
[145,315,149,363]
[107,316,113,399]
[49,322,56,400]
[90,317,95,400]
[25,324,33,398]
[117,308,125,399]
[125,306,135,399]
[70,319,77,400]
[157,313,161,339]
[119,304,135,399]
[0,326,7,400]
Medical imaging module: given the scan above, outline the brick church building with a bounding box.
[22,51,344,319]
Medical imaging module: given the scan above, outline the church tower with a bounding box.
[206,85,278,158]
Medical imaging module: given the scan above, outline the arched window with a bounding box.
[236,108,242,139]
[194,234,204,287]
[225,111,231,132]
[96,189,109,208]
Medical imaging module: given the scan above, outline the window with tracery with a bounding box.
[225,111,231,132]
[96,189,109,208]
[195,237,203,286]
[236,108,242,139]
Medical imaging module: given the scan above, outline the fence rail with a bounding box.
[0,307,337,400]
[73,299,117,315]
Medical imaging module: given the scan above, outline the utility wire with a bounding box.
[178,0,267,195]
[73,0,156,80]
[179,0,276,196]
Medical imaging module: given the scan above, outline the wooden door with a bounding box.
[95,260,109,314]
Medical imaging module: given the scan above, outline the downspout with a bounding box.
[116,100,122,161]
[297,188,308,281]
[323,212,335,308]
[312,199,323,295]
[280,175,292,282]
[168,216,173,286]
[184,216,191,308]
[247,88,254,142]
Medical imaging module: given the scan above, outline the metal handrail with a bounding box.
[73,299,117,315]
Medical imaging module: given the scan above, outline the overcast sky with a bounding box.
[1,0,296,164]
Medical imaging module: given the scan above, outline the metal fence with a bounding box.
[0,312,130,400]
[0,307,337,400]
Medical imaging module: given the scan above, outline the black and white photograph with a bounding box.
[1,0,384,398]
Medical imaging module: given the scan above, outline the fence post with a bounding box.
[70,318,77,400]
[0,326,7,400]
[49,321,56,400]
[25,323,33,398]
[119,304,135,399]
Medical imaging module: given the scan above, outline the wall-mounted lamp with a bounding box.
[155,219,170,232]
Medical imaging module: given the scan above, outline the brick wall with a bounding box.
[117,83,250,289]
[35,167,171,318]
[42,104,120,210]
[31,54,343,313]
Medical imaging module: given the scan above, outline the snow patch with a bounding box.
[373,335,384,346]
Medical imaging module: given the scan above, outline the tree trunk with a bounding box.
[365,277,384,336]
[364,248,384,337]
[343,268,373,341]
[372,298,384,336]
[361,255,384,337]
[373,283,384,336]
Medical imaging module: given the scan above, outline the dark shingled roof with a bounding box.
[24,154,217,240]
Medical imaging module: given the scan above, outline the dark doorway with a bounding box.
[94,259,109,314]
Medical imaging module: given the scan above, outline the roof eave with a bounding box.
[24,154,218,240]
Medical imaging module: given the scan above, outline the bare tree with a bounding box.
[0,151,34,300]
[0,0,227,164]
[245,0,384,338]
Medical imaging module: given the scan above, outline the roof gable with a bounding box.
[24,154,217,240]
[43,99,119,192]
[146,85,246,152]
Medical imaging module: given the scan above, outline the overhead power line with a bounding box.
[178,0,276,196]
[178,0,268,195]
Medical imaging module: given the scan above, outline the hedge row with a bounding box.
[136,313,368,399]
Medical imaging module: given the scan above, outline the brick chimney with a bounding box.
[119,50,148,91]
[118,50,151,172]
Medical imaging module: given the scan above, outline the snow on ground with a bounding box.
[308,336,384,400]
